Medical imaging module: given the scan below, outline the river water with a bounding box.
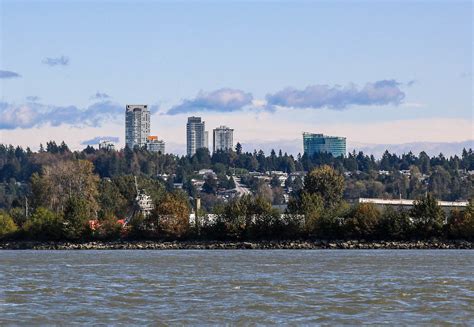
[1,250,473,325]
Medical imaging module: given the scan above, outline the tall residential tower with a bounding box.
[213,125,234,153]
[125,105,150,148]
[186,116,208,156]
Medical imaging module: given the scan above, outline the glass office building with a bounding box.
[303,133,346,157]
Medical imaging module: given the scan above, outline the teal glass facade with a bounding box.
[303,133,346,158]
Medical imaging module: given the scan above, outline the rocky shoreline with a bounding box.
[0,239,472,250]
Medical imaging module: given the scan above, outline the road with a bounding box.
[233,177,251,196]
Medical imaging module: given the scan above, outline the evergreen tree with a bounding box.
[235,142,242,155]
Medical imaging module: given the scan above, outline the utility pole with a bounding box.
[134,176,139,196]
[195,196,201,235]
[25,196,29,218]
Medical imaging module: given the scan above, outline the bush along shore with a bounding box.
[1,239,472,250]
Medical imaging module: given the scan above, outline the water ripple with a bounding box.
[0,250,473,325]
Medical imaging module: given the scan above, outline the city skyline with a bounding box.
[0,1,472,156]
[0,2,472,325]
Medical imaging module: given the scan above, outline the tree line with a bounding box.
[0,142,472,241]
[1,142,472,211]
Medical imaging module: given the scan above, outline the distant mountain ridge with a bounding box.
[350,140,474,158]
[238,139,473,158]
[165,139,473,158]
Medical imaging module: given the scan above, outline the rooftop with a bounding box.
[359,198,469,207]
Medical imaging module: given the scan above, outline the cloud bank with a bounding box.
[266,80,405,110]
[91,92,110,100]
[81,136,120,145]
[26,96,40,102]
[167,88,253,115]
[0,79,408,130]
[0,70,21,79]
[0,101,122,130]
[42,56,69,66]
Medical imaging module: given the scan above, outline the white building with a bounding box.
[187,116,208,156]
[125,105,150,148]
[146,136,165,154]
[98,140,115,151]
[213,125,234,153]
[358,198,468,217]
[198,169,216,178]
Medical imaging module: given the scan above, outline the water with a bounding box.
[1,250,473,325]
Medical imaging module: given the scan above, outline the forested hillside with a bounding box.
[1,141,472,210]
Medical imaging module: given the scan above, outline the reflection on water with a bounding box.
[1,250,473,325]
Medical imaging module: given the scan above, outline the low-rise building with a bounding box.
[268,171,288,177]
[198,169,216,179]
[399,170,411,177]
[146,136,165,154]
[99,140,115,151]
[358,198,469,216]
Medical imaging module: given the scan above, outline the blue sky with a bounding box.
[0,0,472,155]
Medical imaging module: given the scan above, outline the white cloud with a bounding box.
[167,88,253,115]
[42,55,69,66]
[251,99,267,107]
[0,70,21,79]
[266,80,405,110]
[402,102,426,108]
[0,100,123,129]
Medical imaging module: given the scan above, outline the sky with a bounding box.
[0,0,472,156]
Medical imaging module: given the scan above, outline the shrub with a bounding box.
[96,213,123,240]
[378,207,413,240]
[23,207,64,240]
[344,203,381,239]
[9,207,27,228]
[63,197,92,240]
[248,196,281,239]
[0,210,18,239]
[446,202,474,240]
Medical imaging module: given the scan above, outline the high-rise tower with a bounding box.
[213,126,234,153]
[125,105,150,148]
[186,116,207,156]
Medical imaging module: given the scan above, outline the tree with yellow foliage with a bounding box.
[0,210,18,239]
[155,193,190,239]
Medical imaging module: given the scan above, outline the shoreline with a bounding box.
[0,240,472,250]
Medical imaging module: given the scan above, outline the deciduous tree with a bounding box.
[410,194,445,238]
[0,210,18,239]
[303,165,344,208]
